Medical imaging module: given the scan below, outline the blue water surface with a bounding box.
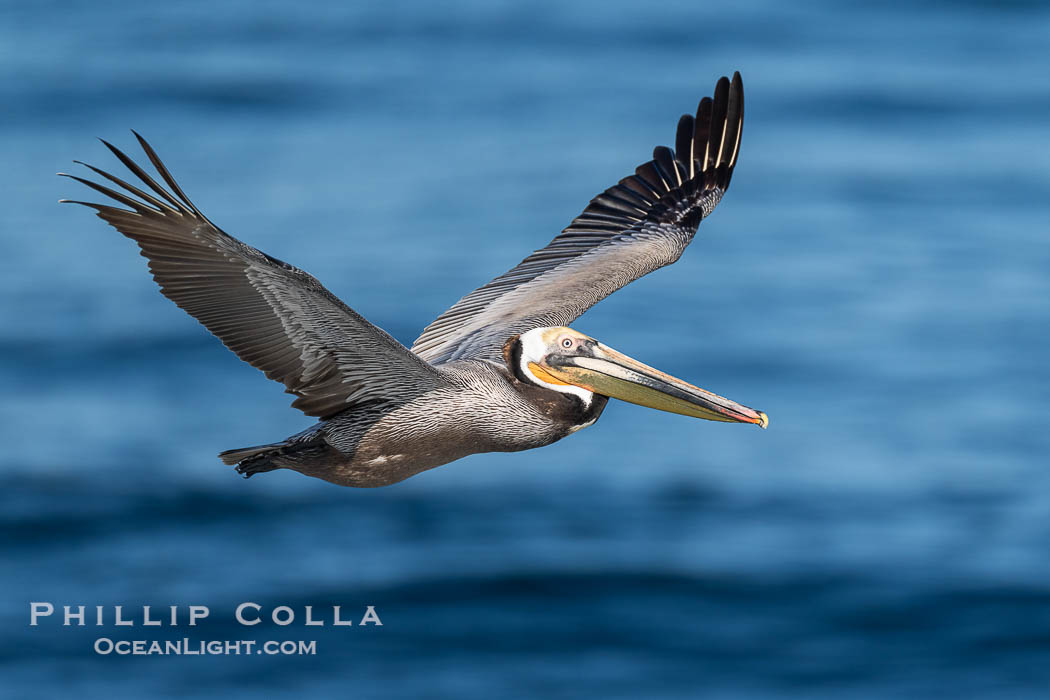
[2,1,1049,698]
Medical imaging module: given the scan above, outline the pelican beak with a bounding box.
[538,342,768,428]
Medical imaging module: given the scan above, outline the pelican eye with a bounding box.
[560,337,574,349]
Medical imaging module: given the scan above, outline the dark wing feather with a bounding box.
[412,72,744,364]
[63,134,445,418]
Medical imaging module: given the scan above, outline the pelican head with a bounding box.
[508,327,768,428]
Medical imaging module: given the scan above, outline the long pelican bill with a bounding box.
[536,344,768,428]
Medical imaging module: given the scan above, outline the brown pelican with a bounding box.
[63,71,767,488]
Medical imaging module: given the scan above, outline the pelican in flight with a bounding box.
[63,71,766,488]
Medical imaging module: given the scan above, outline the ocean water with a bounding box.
[2,0,1049,697]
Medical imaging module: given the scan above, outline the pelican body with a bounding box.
[64,72,767,488]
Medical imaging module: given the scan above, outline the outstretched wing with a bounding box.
[412,72,744,365]
[62,134,445,418]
